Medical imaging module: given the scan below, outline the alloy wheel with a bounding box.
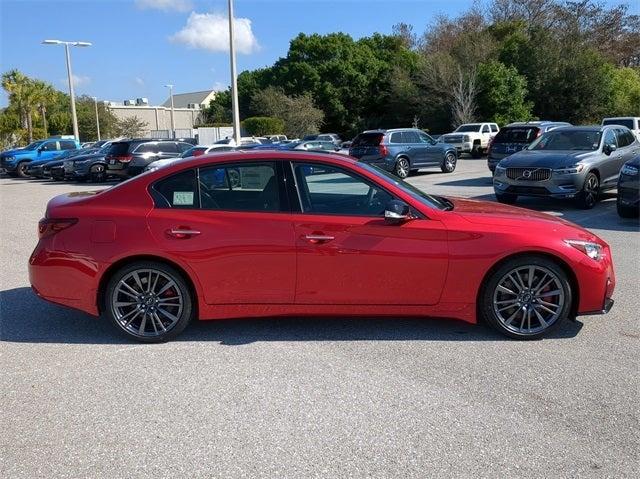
[492,265,565,335]
[395,158,409,178]
[444,153,456,172]
[111,268,184,338]
[583,174,599,208]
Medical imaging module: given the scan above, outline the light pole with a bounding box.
[227,0,241,145]
[92,96,101,141]
[42,39,92,141]
[165,84,175,139]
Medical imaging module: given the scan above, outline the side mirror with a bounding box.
[604,143,617,155]
[384,200,411,224]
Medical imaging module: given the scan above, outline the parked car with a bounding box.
[617,155,639,218]
[349,128,458,178]
[144,145,237,172]
[487,121,571,173]
[26,148,98,178]
[29,150,615,342]
[265,134,288,143]
[64,142,116,182]
[105,139,193,178]
[0,137,80,177]
[602,117,640,143]
[303,133,342,147]
[439,123,499,158]
[493,125,640,208]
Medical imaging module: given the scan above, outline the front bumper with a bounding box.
[617,180,639,207]
[444,141,473,154]
[493,170,585,198]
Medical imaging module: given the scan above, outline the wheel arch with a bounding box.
[476,251,580,321]
[97,254,199,318]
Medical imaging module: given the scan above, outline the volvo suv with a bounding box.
[493,125,640,209]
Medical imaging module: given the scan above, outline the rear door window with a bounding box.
[401,131,420,144]
[490,124,499,132]
[135,143,159,153]
[389,132,402,143]
[60,140,76,150]
[482,125,490,133]
[41,141,58,151]
[158,142,178,153]
[151,169,199,209]
[198,162,280,212]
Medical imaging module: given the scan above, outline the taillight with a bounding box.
[38,218,78,239]
[378,144,389,156]
[116,155,133,163]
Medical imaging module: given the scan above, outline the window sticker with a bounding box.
[173,191,194,206]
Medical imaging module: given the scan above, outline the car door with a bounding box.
[418,131,441,164]
[146,162,296,304]
[38,140,59,161]
[481,124,491,147]
[402,130,426,165]
[289,161,448,305]
[600,129,620,187]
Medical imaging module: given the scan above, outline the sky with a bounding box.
[1,0,638,108]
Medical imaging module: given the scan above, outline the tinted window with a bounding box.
[60,140,76,150]
[390,132,402,143]
[199,162,279,212]
[418,132,433,144]
[136,143,160,153]
[493,127,539,144]
[158,142,178,153]
[351,133,383,147]
[490,124,499,132]
[455,124,481,132]
[293,163,393,216]
[602,129,617,147]
[152,169,199,209]
[177,142,192,153]
[482,125,490,133]
[528,130,602,151]
[402,131,420,143]
[615,129,631,148]
[602,119,634,129]
[108,142,131,155]
[41,141,58,151]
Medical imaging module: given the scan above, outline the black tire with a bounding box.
[480,255,572,340]
[89,163,106,183]
[617,198,639,218]
[105,261,194,343]
[575,172,599,209]
[440,152,457,173]
[471,144,482,159]
[496,192,518,204]
[16,161,29,178]
[394,157,410,179]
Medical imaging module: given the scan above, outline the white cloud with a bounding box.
[135,0,193,12]
[170,12,259,54]
[134,77,145,86]
[212,81,227,91]
[60,75,91,88]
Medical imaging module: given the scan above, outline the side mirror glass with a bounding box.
[384,200,411,224]
[604,143,617,155]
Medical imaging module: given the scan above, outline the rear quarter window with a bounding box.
[108,142,131,155]
[151,169,200,209]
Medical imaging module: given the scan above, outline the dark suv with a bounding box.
[349,128,458,178]
[105,139,193,178]
[487,121,571,173]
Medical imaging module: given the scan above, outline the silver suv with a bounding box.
[493,125,640,209]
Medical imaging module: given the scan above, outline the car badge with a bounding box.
[523,170,532,178]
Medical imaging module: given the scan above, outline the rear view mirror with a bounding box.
[384,200,411,224]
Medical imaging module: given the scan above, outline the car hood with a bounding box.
[1,147,29,158]
[499,150,596,168]
[449,197,597,240]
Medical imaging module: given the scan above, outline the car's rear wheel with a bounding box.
[480,256,572,339]
[105,261,193,343]
[16,161,29,178]
[394,157,410,179]
[617,197,639,218]
[495,192,517,204]
[575,172,599,209]
[440,152,457,173]
[89,164,106,183]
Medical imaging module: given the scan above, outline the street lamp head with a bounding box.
[74,42,92,47]
[42,39,62,45]
[165,84,174,89]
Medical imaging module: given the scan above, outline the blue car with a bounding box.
[26,148,95,178]
[0,137,80,177]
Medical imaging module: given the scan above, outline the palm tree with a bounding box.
[31,80,57,137]
[1,69,38,142]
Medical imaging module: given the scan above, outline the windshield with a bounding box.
[528,130,602,151]
[24,140,46,150]
[357,163,451,211]
[455,124,481,133]
[493,127,539,144]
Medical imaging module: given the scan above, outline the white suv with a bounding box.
[439,122,499,158]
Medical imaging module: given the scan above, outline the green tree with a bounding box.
[609,67,640,116]
[476,60,533,124]
[113,116,148,138]
[241,117,285,136]
[2,70,35,141]
[251,87,324,138]
[202,90,232,124]
[75,95,118,141]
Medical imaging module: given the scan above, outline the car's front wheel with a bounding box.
[105,261,193,342]
[394,157,410,179]
[575,172,599,209]
[440,152,457,173]
[480,255,572,339]
[16,161,29,178]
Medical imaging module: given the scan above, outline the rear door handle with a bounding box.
[305,234,335,244]
[167,228,201,239]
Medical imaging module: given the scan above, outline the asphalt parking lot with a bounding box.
[1,158,639,478]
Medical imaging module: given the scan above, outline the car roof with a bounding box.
[506,121,571,127]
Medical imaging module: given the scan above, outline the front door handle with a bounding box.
[305,234,335,244]
[167,228,201,239]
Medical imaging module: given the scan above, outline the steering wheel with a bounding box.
[198,181,220,209]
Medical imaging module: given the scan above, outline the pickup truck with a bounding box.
[0,137,80,177]
[439,122,499,158]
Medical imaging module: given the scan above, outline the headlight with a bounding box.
[554,164,585,175]
[495,164,506,172]
[464,135,471,142]
[565,239,603,261]
[621,164,639,176]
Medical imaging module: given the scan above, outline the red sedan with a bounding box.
[29,151,615,342]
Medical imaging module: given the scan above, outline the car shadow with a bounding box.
[0,287,583,345]
[435,177,493,187]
